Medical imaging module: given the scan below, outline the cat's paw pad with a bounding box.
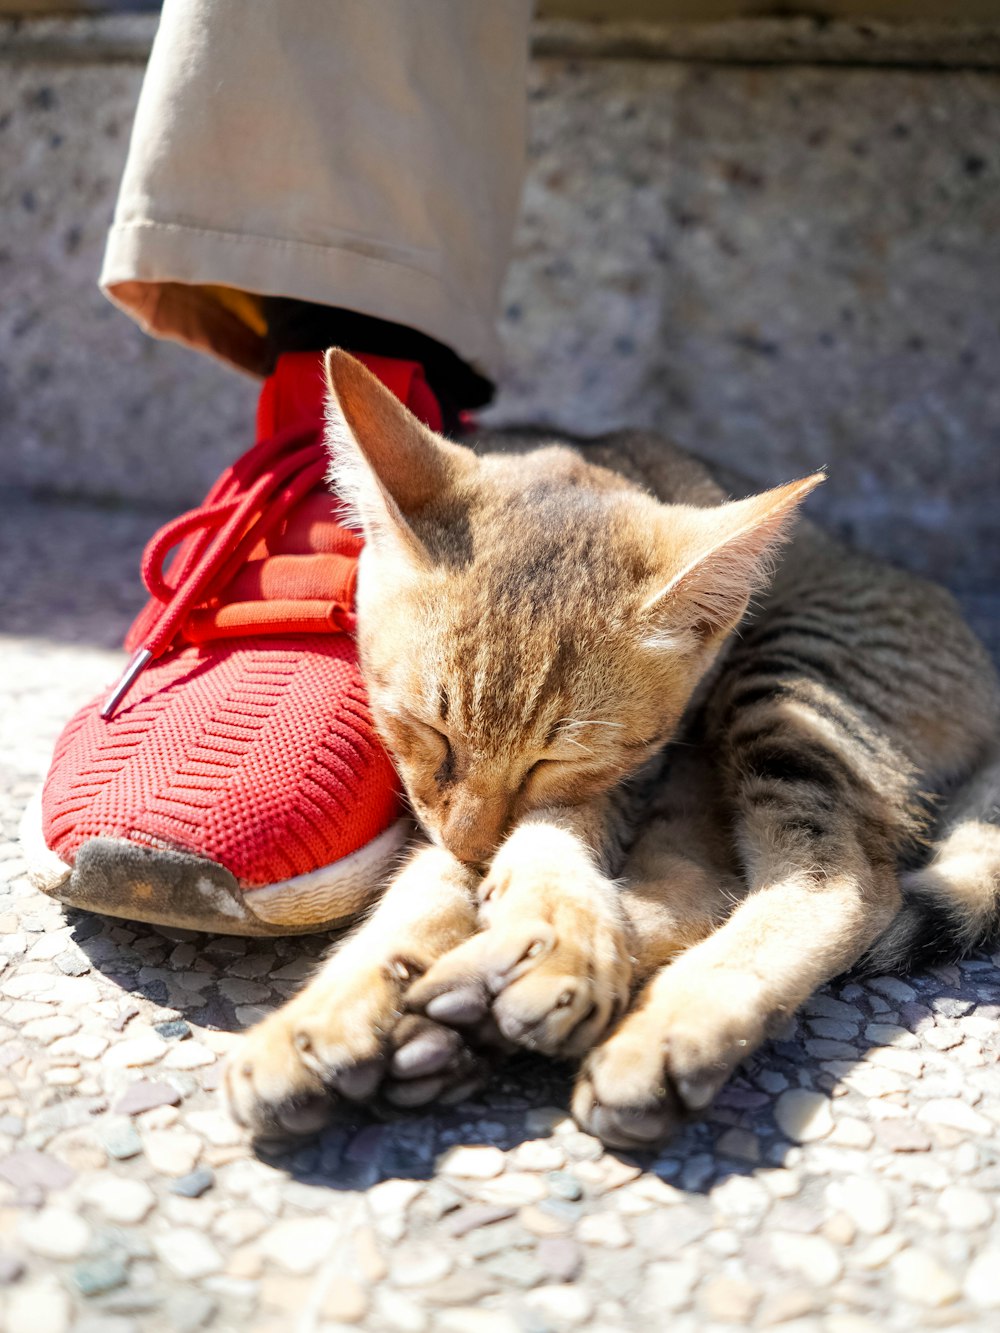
[379,1013,496,1110]
[406,890,631,1058]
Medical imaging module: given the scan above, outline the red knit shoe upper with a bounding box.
[41,352,436,889]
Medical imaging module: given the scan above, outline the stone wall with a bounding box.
[1,16,998,597]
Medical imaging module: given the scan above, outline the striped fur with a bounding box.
[227,353,1000,1147]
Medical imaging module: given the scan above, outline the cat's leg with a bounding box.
[574,762,904,1147]
[226,845,489,1138]
[406,805,633,1059]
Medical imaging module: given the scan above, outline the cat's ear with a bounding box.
[323,348,475,567]
[643,473,825,644]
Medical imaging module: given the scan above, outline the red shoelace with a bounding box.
[102,423,359,719]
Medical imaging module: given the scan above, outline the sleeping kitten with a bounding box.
[226,350,1000,1149]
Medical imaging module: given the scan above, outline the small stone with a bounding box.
[73,1257,129,1297]
[774,1089,833,1142]
[111,1002,141,1032]
[757,1286,818,1326]
[771,1232,842,1285]
[831,1062,908,1097]
[891,1248,960,1306]
[170,1166,215,1198]
[828,1117,874,1149]
[537,1236,581,1282]
[50,1033,108,1062]
[966,1247,1000,1307]
[45,1067,82,1087]
[577,1211,630,1248]
[368,1177,423,1217]
[478,1172,547,1206]
[642,1256,699,1311]
[142,1129,202,1177]
[437,1144,505,1179]
[419,1267,497,1306]
[808,1017,858,1041]
[103,1033,168,1068]
[874,1120,932,1152]
[219,979,272,1004]
[547,1170,583,1201]
[868,976,916,1004]
[483,1249,546,1289]
[351,1224,388,1282]
[825,1317,884,1333]
[99,1120,143,1160]
[925,1026,963,1051]
[759,1169,801,1199]
[0,1147,74,1192]
[162,1042,215,1070]
[805,1038,858,1060]
[436,1312,518,1333]
[939,1185,992,1230]
[154,1228,224,1279]
[20,1206,91,1260]
[918,1099,992,1136]
[865,1022,917,1047]
[823,1212,856,1246]
[54,951,90,976]
[520,1204,572,1237]
[698,1275,760,1323]
[320,1276,369,1323]
[510,1139,567,1172]
[166,1290,217,1333]
[711,1174,771,1219]
[5,1284,72,1333]
[571,1156,641,1194]
[446,1204,517,1237]
[856,1234,905,1269]
[715,1128,761,1162]
[827,1178,893,1235]
[0,1250,25,1284]
[523,1106,568,1136]
[81,1176,155,1224]
[112,1080,182,1117]
[523,1284,593,1326]
[154,1019,191,1040]
[392,1244,453,1287]
[258,1216,339,1275]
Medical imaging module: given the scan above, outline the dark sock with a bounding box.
[261,297,493,427]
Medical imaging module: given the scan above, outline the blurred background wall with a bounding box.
[1,2,998,634]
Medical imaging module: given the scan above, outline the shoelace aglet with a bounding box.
[100,648,153,721]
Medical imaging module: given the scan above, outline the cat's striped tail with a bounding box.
[861,746,1000,974]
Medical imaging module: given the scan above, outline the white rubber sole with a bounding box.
[19,788,412,936]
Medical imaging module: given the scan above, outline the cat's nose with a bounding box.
[441,794,508,865]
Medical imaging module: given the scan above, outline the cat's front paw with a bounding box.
[226,967,496,1142]
[224,964,400,1140]
[571,964,770,1148]
[406,862,632,1059]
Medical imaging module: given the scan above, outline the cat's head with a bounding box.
[324,350,821,865]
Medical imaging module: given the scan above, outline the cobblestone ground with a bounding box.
[1,492,999,1333]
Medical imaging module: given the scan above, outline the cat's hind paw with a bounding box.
[571,963,770,1148]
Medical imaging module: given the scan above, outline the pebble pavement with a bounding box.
[1,491,999,1333]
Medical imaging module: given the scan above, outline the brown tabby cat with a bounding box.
[225,350,1000,1149]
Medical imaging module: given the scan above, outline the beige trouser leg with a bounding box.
[100,0,533,380]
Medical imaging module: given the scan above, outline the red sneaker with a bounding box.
[20,352,440,934]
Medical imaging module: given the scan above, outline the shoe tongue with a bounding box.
[256,351,443,437]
